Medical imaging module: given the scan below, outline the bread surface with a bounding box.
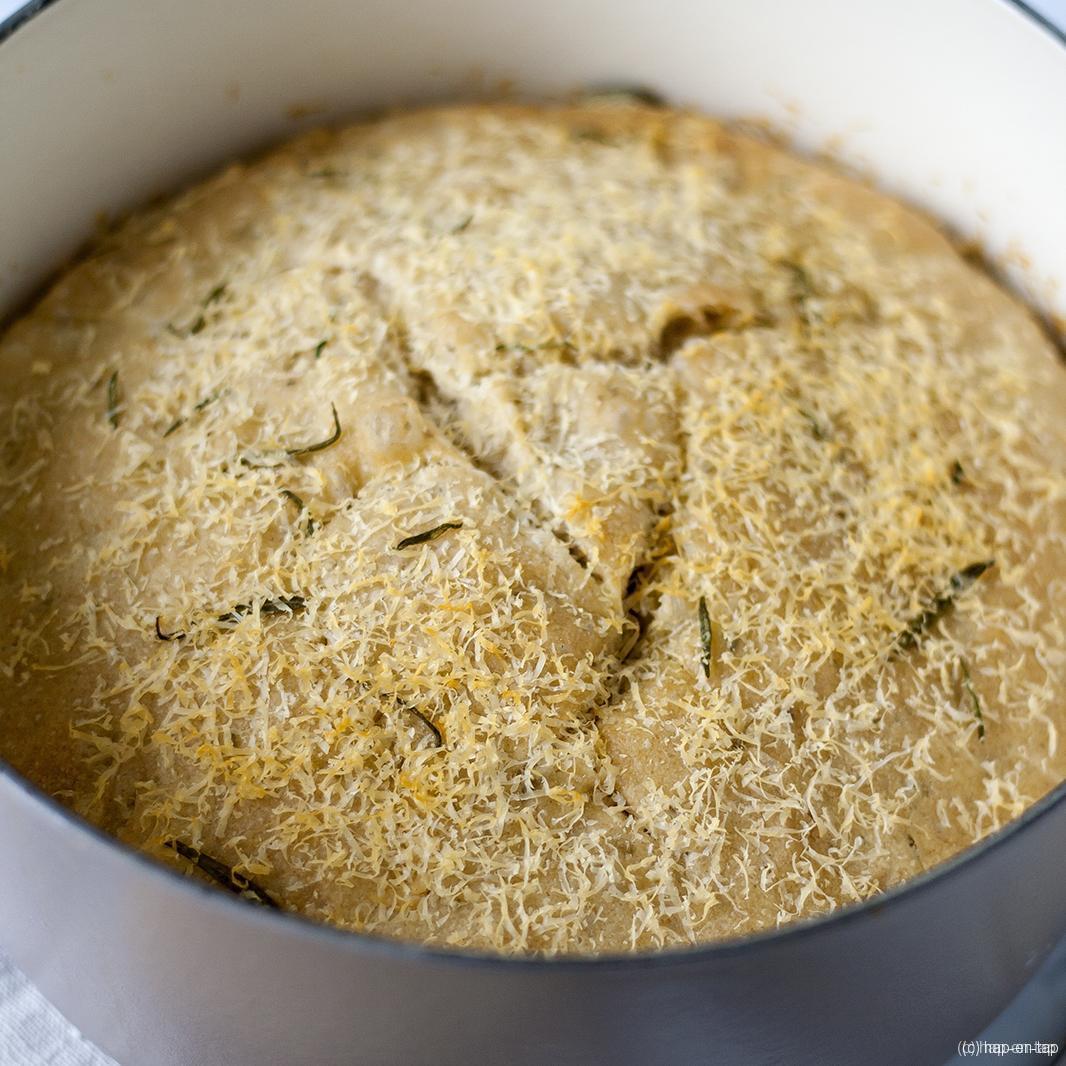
[0,102,1063,954]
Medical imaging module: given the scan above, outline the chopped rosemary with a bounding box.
[961,659,985,739]
[106,370,120,429]
[950,460,966,485]
[165,288,222,339]
[167,314,205,338]
[163,388,221,437]
[800,408,827,441]
[155,615,186,642]
[574,128,612,144]
[280,489,316,535]
[698,595,713,679]
[286,403,341,457]
[218,595,306,625]
[618,610,643,662]
[583,85,665,107]
[312,340,328,360]
[493,340,576,355]
[897,560,995,651]
[784,259,812,299]
[451,214,473,234]
[395,521,463,550]
[310,166,343,179]
[165,840,278,908]
[400,703,444,748]
[781,259,812,322]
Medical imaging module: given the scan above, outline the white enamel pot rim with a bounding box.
[0,6,1065,1063]
[0,0,1063,973]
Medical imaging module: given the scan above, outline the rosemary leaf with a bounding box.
[583,85,665,107]
[165,840,278,908]
[106,370,120,429]
[218,595,306,625]
[574,128,612,144]
[618,610,643,662]
[800,408,826,441]
[280,489,316,536]
[897,560,995,651]
[961,659,985,739]
[451,214,473,234]
[698,595,713,679]
[313,340,328,360]
[493,340,576,355]
[203,283,227,306]
[286,403,341,457]
[395,521,463,550]
[163,388,221,437]
[400,703,444,748]
[155,615,186,642]
[166,287,221,338]
[950,460,966,486]
[784,260,811,300]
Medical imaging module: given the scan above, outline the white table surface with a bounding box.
[1,0,1065,1063]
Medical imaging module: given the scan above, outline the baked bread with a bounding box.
[0,101,1063,954]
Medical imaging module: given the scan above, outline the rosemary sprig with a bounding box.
[395,521,463,550]
[698,595,713,679]
[897,560,995,651]
[155,616,186,642]
[960,659,985,739]
[400,703,444,748]
[106,370,120,429]
[286,403,341,457]
[165,840,278,908]
[280,489,316,536]
[218,595,306,625]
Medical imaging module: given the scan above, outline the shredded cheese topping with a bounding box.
[0,102,1063,955]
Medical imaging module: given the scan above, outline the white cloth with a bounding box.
[0,951,116,1066]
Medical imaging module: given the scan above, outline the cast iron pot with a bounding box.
[1,1,1064,1063]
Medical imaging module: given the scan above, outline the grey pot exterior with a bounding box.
[1,1,1065,1064]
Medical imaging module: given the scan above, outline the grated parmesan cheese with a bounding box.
[0,102,1063,955]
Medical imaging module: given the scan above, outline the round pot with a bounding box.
[1,2,1064,1063]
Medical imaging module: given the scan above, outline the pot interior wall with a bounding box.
[1,0,1065,326]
